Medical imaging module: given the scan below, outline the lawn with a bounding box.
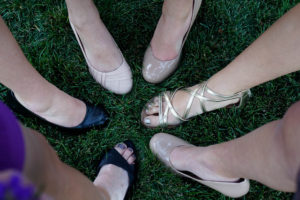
[1,0,300,199]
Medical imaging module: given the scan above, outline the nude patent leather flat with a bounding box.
[70,22,132,95]
[142,0,202,83]
[150,133,250,198]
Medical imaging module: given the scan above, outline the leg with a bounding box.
[22,126,136,200]
[0,16,86,127]
[170,101,300,192]
[150,0,194,60]
[65,0,122,72]
[142,4,300,127]
[207,3,300,95]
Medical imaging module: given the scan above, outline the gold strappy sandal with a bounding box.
[141,81,251,128]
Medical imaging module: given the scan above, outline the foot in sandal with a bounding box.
[150,133,250,198]
[94,141,137,200]
[141,81,251,128]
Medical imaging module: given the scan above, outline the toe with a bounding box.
[143,115,160,127]
[145,105,159,115]
[114,143,127,155]
[146,96,159,108]
[123,148,134,160]
[127,154,136,164]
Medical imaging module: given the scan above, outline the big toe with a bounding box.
[114,143,127,155]
[142,115,160,127]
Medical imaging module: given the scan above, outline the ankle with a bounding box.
[14,91,54,114]
[202,145,238,179]
[68,6,99,29]
[206,77,243,96]
[94,185,112,200]
[162,0,193,22]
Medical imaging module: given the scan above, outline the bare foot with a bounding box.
[94,143,136,200]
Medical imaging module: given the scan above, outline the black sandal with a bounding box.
[98,140,137,199]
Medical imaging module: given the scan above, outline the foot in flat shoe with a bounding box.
[150,1,194,60]
[170,145,239,182]
[68,3,122,72]
[13,88,87,128]
[141,82,249,128]
[94,142,136,200]
[150,133,249,198]
[68,3,133,94]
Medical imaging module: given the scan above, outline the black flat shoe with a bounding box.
[6,91,109,133]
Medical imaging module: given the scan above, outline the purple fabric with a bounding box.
[0,101,25,172]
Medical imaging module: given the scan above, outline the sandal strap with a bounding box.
[158,81,251,125]
[159,88,186,125]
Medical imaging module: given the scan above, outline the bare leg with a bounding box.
[65,0,122,72]
[170,101,300,192]
[22,126,136,200]
[0,17,86,127]
[150,0,194,60]
[143,4,300,127]
[207,3,300,95]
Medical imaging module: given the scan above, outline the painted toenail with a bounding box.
[146,109,150,113]
[144,118,151,124]
[116,143,126,150]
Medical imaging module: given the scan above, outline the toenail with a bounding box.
[144,118,151,124]
[116,143,126,150]
[145,109,150,113]
[128,147,133,152]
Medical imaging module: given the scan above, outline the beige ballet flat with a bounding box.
[150,133,250,198]
[141,81,251,128]
[142,0,203,84]
[70,22,133,95]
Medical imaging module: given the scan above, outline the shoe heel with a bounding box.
[238,89,251,108]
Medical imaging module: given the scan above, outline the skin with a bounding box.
[143,3,300,127]
[21,125,136,200]
[65,0,123,72]
[150,0,194,60]
[66,0,196,67]
[169,100,300,192]
[0,17,86,128]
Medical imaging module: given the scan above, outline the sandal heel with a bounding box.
[237,89,251,108]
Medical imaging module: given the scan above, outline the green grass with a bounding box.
[1,0,300,199]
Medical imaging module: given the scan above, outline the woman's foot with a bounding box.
[143,0,202,83]
[150,133,250,197]
[141,82,247,127]
[170,145,239,182]
[67,1,133,94]
[150,0,194,61]
[94,143,136,200]
[68,1,122,72]
[14,87,86,128]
